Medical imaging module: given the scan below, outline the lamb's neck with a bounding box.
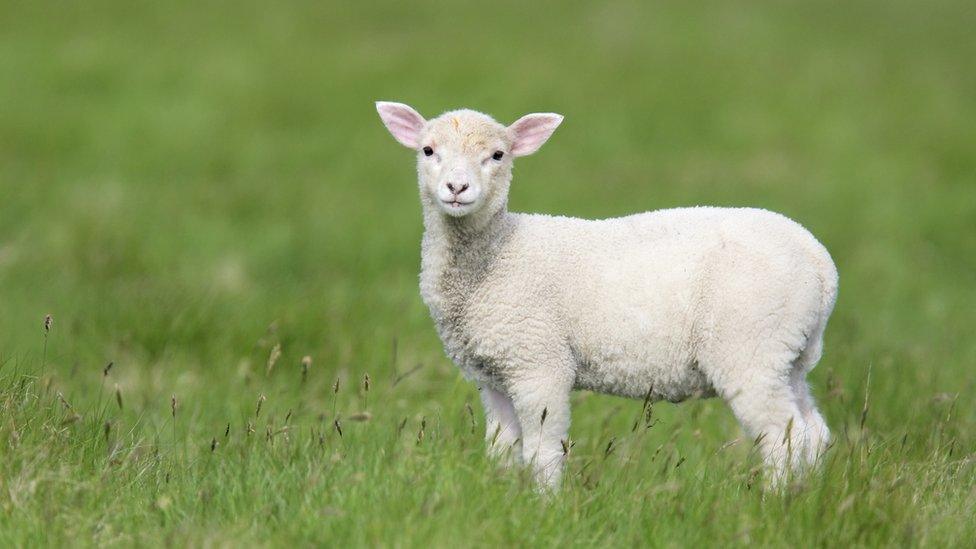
[419,206,516,316]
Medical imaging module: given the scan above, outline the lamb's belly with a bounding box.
[567,281,709,401]
[572,341,710,401]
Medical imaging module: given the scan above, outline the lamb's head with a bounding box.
[376,101,563,222]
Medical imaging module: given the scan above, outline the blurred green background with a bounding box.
[1,0,974,545]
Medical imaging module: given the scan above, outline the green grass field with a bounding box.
[2,0,975,546]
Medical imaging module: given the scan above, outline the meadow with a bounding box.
[1,0,975,546]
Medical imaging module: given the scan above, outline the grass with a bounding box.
[1,0,975,546]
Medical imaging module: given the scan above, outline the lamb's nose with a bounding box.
[446,183,469,194]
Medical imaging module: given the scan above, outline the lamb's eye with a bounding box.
[423,146,434,157]
[492,150,504,161]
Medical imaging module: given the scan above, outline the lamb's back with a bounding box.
[495,207,828,353]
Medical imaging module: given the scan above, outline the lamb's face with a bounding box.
[416,110,511,218]
[377,102,563,221]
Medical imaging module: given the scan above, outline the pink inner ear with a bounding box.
[377,102,425,148]
[510,113,563,157]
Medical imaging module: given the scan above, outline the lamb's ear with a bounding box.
[509,113,564,157]
[376,101,426,148]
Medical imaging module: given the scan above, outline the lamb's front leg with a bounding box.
[509,374,573,490]
[479,385,522,465]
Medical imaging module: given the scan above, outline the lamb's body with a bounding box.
[430,205,837,397]
[377,102,838,489]
[423,206,837,485]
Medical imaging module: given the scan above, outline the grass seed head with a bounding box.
[255,394,266,417]
[490,424,502,446]
[301,355,312,381]
[417,417,426,445]
[465,402,476,433]
[114,383,123,410]
[860,363,873,432]
[171,395,177,418]
[561,438,574,455]
[43,314,53,334]
[348,412,372,422]
[266,343,281,375]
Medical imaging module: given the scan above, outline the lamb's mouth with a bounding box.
[441,199,473,208]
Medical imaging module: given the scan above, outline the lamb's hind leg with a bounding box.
[789,371,830,464]
[708,349,814,485]
[727,376,810,484]
[479,385,522,465]
[790,328,831,464]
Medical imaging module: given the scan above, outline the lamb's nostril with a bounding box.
[446,182,456,193]
[459,183,469,193]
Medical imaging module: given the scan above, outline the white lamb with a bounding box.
[376,101,839,489]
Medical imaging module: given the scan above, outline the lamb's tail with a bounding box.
[797,241,839,374]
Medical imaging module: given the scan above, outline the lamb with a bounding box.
[376,101,839,489]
